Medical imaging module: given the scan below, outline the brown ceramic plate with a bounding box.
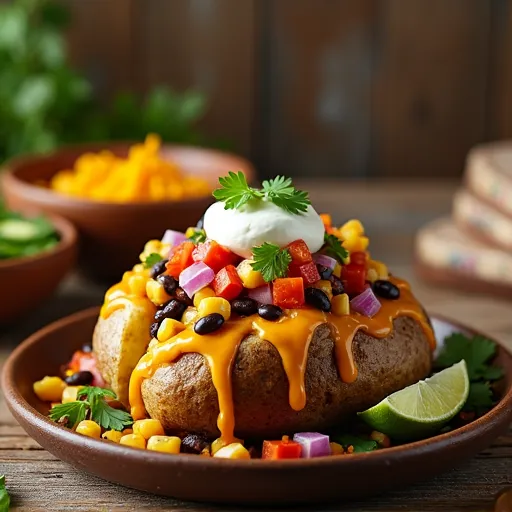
[1,143,254,279]
[2,308,511,504]
[0,213,77,324]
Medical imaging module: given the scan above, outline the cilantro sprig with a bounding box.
[49,386,133,432]
[213,171,311,215]
[322,233,349,263]
[251,243,292,282]
[143,252,163,269]
[333,434,379,453]
[187,228,207,245]
[435,333,504,414]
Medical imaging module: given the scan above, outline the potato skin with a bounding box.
[141,316,432,438]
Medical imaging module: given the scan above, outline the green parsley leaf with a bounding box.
[213,171,311,215]
[464,382,494,414]
[49,401,88,428]
[77,386,116,401]
[90,399,133,431]
[333,434,378,453]
[435,334,498,381]
[0,474,10,512]
[322,233,349,263]
[142,252,163,269]
[251,243,292,282]
[188,228,207,244]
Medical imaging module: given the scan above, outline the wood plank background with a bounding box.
[61,0,512,178]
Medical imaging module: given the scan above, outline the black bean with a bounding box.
[329,275,344,296]
[162,299,188,320]
[157,274,178,295]
[181,434,210,454]
[373,280,400,300]
[231,298,258,317]
[317,264,333,280]
[150,322,159,338]
[150,259,168,279]
[194,313,225,335]
[65,371,94,386]
[257,304,283,321]
[305,287,331,312]
[154,309,166,323]
[175,287,193,306]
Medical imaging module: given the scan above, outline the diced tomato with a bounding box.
[166,241,195,278]
[212,265,244,300]
[350,251,367,266]
[341,263,366,296]
[262,438,302,459]
[286,239,312,264]
[272,277,305,308]
[192,240,238,273]
[288,261,321,285]
[68,350,105,388]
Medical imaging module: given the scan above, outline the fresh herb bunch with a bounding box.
[333,434,378,453]
[143,252,164,269]
[251,243,292,282]
[49,386,133,431]
[213,172,311,215]
[322,233,349,263]
[435,333,504,414]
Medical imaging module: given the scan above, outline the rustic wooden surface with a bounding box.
[1,181,511,511]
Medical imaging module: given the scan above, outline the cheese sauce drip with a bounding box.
[120,277,434,444]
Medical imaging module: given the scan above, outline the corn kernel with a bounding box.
[76,420,101,439]
[157,318,186,342]
[120,433,146,449]
[128,275,147,297]
[147,435,181,454]
[332,293,350,316]
[185,227,196,238]
[133,419,165,440]
[339,219,365,237]
[366,268,379,283]
[214,443,250,460]
[211,436,243,455]
[368,259,389,280]
[329,442,344,455]
[102,430,124,443]
[198,297,231,321]
[181,306,198,325]
[333,262,342,278]
[312,280,333,300]
[343,236,369,253]
[159,243,171,259]
[143,240,161,256]
[193,286,216,308]
[148,338,159,349]
[61,386,83,404]
[33,376,66,402]
[122,428,133,435]
[146,279,171,306]
[132,263,145,274]
[236,259,265,289]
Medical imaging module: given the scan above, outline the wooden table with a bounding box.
[1,181,511,511]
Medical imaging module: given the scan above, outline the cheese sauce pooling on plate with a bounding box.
[103,277,435,444]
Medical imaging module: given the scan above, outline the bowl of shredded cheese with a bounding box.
[2,135,254,279]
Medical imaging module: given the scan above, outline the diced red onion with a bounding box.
[247,284,273,305]
[313,253,337,270]
[161,229,188,247]
[179,262,215,297]
[350,286,381,317]
[293,432,331,458]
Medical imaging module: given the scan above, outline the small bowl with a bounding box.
[2,311,511,504]
[0,213,77,324]
[1,143,255,280]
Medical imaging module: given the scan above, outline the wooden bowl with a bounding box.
[0,213,77,324]
[2,310,511,504]
[1,143,255,280]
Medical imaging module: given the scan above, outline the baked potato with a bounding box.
[140,316,432,438]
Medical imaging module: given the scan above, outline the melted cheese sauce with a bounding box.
[114,277,435,444]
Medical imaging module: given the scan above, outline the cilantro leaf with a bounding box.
[49,401,88,428]
[90,399,133,431]
[251,243,292,282]
[261,176,310,214]
[322,233,349,263]
[188,228,207,245]
[77,386,116,401]
[333,434,378,453]
[143,252,164,269]
[213,171,259,210]
[464,382,494,414]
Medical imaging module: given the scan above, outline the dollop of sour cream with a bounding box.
[203,200,325,258]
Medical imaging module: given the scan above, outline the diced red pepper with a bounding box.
[272,277,305,309]
[341,263,366,296]
[68,351,105,388]
[286,239,312,265]
[288,261,321,285]
[166,241,195,278]
[262,436,302,459]
[350,251,367,266]
[212,265,244,300]
[192,240,238,273]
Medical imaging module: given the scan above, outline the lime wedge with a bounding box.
[358,360,469,440]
